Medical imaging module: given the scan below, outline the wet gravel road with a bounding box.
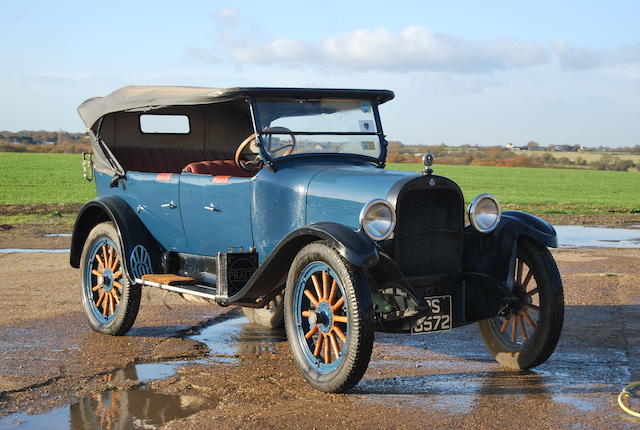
[0,244,639,429]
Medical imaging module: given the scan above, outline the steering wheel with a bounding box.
[235,132,262,172]
[265,127,296,156]
[234,127,296,172]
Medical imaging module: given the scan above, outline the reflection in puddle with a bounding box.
[0,248,70,253]
[555,225,640,248]
[0,361,216,430]
[43,233,72,237]
[0,390,214,430]
[192,316,286,360]
[0,318,282,429]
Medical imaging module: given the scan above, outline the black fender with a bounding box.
[224,222,378,305]
[69,196,162,280]
[463,211,557,320]
[501,211,557,248]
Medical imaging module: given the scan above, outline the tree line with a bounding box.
[0,130,91,153]
[386,141,639,172]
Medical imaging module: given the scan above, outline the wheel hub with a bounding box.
[101,268,113,292]
[313,301,333,333]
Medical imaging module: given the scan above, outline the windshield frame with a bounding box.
[248,96,388,167]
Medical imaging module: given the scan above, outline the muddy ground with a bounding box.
[0,233,639,429]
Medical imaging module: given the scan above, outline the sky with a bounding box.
[1,0,639,147]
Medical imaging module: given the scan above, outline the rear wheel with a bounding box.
[80,222,140,335]
[478,238,564,369]
[284,241,374,393]
[242,292,284,328]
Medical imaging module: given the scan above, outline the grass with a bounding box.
[387,163,640,214]
[0,153,637,217]
[0,153,96,204]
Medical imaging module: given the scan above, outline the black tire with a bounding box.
[478,237,564,369]
[242,292,284,328]
[80,221,141,335]
[284,241,374,393]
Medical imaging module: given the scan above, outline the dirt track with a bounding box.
[0,235,639,429]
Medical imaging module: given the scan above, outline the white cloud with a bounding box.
[321,27,550,72]
[187,8,640,75]
[552,40,604,70]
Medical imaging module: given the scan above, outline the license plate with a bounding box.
[411,295,452,334]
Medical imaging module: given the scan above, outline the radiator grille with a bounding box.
[395,188,463,276]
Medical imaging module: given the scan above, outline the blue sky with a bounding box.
[1,0,639,147]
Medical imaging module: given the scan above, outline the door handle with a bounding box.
[161,201,177,209]
[204,203,221,212]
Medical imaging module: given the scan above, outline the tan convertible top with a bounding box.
[78,85,395,130]
[78,85,394,176]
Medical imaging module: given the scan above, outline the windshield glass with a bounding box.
[254,98,382,160]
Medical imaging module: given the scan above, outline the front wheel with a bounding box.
[80,222,141,335]
[284,241,374,393]
[478,238,564,369]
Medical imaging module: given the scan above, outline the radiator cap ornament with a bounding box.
[422,153,434,176]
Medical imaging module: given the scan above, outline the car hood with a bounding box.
[307,164,418,210]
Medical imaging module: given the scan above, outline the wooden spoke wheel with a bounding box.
[298,265,348,367]
[479,238,564,370]
[88,241,123,320]
[493,256,540,347]
[284,241,374,393]
[80,222,141,336]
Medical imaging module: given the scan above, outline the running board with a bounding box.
[135,277,221,301]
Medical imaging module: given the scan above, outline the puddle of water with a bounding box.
[0,317,284,429]
[555,225,640,248]
[130,362,182,383]
[0,364,216,430]
[0,390,215,430]
[192,316,286,359]
[553,395,597,411]
[43,233,72,237]
[0,248,70,253]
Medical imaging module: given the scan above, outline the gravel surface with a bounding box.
[0,235,639,429]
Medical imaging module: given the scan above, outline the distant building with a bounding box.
[550,144,582,152]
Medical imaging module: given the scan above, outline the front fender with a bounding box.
[69,196,161,279]
[224,222,378,305]
[464,211,557,306]
[501,211,557,248]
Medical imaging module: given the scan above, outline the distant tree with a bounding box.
[386,140,405,151]
[527,141,540,149]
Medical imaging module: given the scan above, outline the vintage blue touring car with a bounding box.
[71,86,564,392]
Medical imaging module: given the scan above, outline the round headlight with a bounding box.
[359,199,396,241]
[468,194,501,233]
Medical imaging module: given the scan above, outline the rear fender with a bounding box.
[224,222,378,304]
[70,196,162,279]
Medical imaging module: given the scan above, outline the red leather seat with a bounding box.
[110,147,230,173]
[183,160,255,178]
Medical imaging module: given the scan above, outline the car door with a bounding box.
[179,173,254,256]
[121,172,188,250]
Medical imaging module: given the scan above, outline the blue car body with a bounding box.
[92,159,414,260]
[71,85,558,334]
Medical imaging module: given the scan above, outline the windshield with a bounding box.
[254,98,382,161]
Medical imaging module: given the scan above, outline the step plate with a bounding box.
[141,274,196,286]
[136,277,219,300]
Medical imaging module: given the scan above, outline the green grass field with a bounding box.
[0,153,96,205]
[388,163,639,214]
[0,153,637,214]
